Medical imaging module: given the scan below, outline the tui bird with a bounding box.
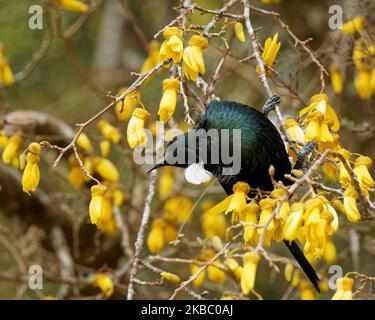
[149,96,320,292]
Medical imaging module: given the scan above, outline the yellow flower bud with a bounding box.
[160,272,181,284]
[93,157,119,182]
[323,240,337,264]
[299,282,316,300]
[113,189,125,207]
[158,78,179,122]
[159,167,174,200]
[115,88,141,121]
[354,69,372,100]
[22,142,41,194]
[284,263,294,282]
[332,277,354,300]
[127,108,151,149]
[343,185,361,222]
[0,58,14,86]
[342,16,365,35]
[92,273,114,298]
[76,132,92,153]
[241,251,260,295]
[225,258,242,279]
[2,135,22,164]
[353,156,374,196]
[99,140,111,157]
[147,218,165,253]
[98,120,120,144]
[234,22,245,42]
[89,184,110,225]
[58,0,88,12]
[190,263,205,287]
[329,64,344,94]
[207,261,225,285]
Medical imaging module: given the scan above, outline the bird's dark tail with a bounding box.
[284,240,320,293]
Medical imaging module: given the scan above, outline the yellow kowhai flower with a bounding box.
[207,261,226,285]
[354,69,372,100]
[242,201,259,246]
[21,142,41,194]
[257,197,276,246]
[234,22,245,42]
[140,40,161,75]
[257,33,281,76]
[0,131,8,149]
[147,218,165,253]
[163,196,193,224]
[89,184,111,225]
[225,258,243,279]
[57,0,88,12]
[201,200,227,239]
[2,135,22,164]
[76,132,92,153]
[299,282,316,300]
[341,16,365,35]
[99,140,111,157]
[241,251,260,295]
[323,240,337,264]
[329,64,344,94]
[92,157,119,182]
[291,270,301,288]
[371,68,375,91]
[352,39,373,70]
[115,87,141,121]
[226,181,251,217]
[284,262,294,282]
[160,27,184,64]
[67,155,93,187]
[96,192,116,235]
[343,185,361,222]
[158,78,179,122]
[0,52,14,86]
[159,167,174,200]
[113,188,125,207]
[127,107,151,149]
[160,272,181,285]
[303,199,327,259]
[163,221,177,244]
[332,277,354,300]
[338,149,351,188]
[283,202,304,242]
[304,110,335,143]
[207,182,251,224]
[183,35,208,81]
[353,156,374,196]
[98,120,120,144]
[92,273,114,298]
[299,93,340,132]
[285,118,305,144]
[190,263,205,287]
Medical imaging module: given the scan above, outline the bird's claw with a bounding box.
[294,141,318,170]
[263,94,281,116]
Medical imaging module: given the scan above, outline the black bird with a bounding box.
[149,96,320,292]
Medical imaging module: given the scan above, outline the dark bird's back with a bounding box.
[199,100,291,193]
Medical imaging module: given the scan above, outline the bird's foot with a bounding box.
[263,94,281,116]
[294,141,318,170]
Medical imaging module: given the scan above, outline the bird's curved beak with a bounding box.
[146,161,165,173]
